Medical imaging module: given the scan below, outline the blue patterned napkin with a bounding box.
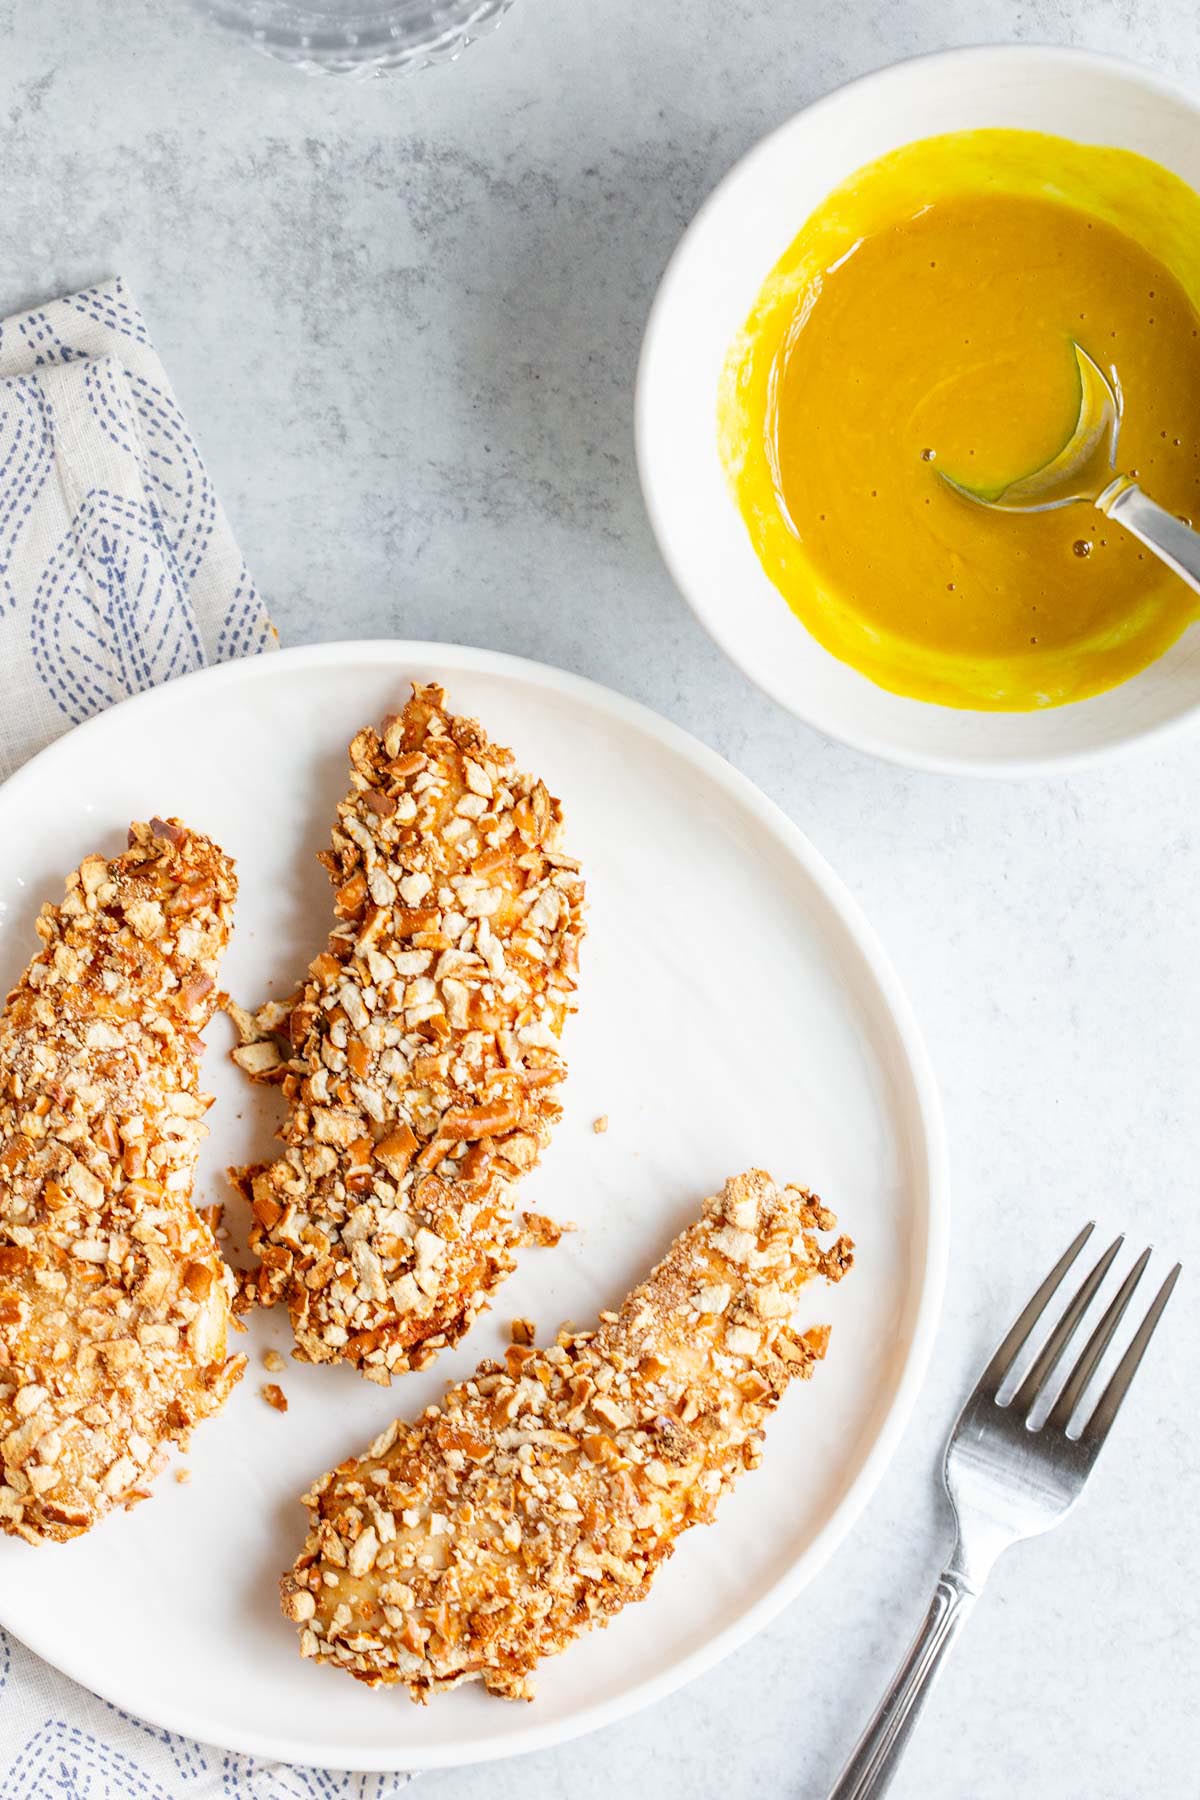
[0,276,275,779]
[0,281,410,1798]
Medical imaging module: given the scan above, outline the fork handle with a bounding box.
[827,1569,978,1800]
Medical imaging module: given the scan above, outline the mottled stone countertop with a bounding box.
[0,1,1198,1795]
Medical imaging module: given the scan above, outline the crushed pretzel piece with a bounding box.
[519,1211,567,1249]
[263,1348,286,1373]
[509,1317,536,1347]
[262,1383,289,1414]
[592,1115,608,1134]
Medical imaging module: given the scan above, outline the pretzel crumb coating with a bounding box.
[229,684,585,1382]
[283,1170,853,1699]
[0,819,243,1544]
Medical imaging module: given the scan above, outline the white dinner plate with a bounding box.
[0,641,947,1770]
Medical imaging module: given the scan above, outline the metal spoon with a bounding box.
[940,341,1200,596]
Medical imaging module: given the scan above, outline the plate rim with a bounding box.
[635,41,1200,779]
[0,639,949,1770]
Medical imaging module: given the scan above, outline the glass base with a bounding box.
[193,0,514,77]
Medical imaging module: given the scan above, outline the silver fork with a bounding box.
[829,1224,1181,1800]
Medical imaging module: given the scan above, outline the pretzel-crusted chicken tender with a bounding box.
[282,1170,852,1698]
[0,819,244,1544]
[230,684,585,1382]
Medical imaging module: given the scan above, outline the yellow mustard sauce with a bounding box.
[718,129,1200,710]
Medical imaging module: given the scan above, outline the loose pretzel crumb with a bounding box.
[519,1212,566,1249]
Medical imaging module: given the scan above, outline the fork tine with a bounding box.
[1044,1246,1151,1433]
[1010,1234,1124,1417]
[978,1222,1094,1394]
[1080,1262,1181,1448]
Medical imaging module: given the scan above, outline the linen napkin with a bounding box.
[0,280,409,1799]
[0,275,275,778]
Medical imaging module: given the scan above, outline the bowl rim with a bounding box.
[635,42,1200,778]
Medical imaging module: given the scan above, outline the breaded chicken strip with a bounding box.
[0,820,243,1543]
[229,684,585,1384]
[282,1170,852,1697]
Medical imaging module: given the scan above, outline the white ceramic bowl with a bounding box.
[636,46,1200,776]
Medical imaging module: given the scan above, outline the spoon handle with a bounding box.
[1101,481,1200,596]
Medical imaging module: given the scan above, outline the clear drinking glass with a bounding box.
[192,0,514,76]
